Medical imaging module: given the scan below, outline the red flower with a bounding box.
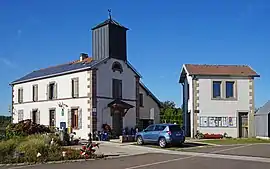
[82,146,86,150]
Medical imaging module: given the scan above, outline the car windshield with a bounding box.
[169,125,182,132]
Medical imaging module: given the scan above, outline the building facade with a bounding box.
[255,100,270,139]
[179,64,259,138]
[11,16,161,139]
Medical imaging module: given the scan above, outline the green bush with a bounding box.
[16,137,49,163]
[6,120,51,139]
[0,138,22,163]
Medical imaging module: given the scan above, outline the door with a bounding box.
[239,112,248,138]
[112,110,123,136]
[153,125,166,141]
[143,125,155,142]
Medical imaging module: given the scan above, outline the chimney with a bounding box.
[80,53,88,61]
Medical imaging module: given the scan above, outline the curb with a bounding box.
[0,155,108,168]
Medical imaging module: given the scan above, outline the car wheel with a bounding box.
[158,137,167,148]
[137,136,144,145]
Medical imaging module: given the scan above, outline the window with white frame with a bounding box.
[18,88,23,103]
[71,78,79,98]
[18,110,24,122]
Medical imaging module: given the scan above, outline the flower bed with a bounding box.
[203,133,223,139]
[0,134,85,164]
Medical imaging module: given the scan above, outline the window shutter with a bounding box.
[54,83,58,99]
[30,110,33,122]
[21,89,23,102]
[78,108,82,129]
[75,79,79,97]
[119,80,122,99]
[47,84,49,100]
[35,86,38,101]
[68,109,72,127]
[71,79,74,97]
[54,110,56,127]
[36,110,40,124]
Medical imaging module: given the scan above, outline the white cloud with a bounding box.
[0,57,16,68]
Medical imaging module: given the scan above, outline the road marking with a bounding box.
[124,156,195,169]
[210,144,253,153]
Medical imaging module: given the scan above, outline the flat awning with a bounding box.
[108,99,134,109]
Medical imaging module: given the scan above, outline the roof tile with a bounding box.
[184,64,259,77]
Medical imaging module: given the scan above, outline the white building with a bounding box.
[11,16,161,139]
[179,64,259,138]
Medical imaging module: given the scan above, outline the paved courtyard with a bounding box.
[3,143,270,169]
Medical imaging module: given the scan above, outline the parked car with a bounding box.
[135,123,185,148]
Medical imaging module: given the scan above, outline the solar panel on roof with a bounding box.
[12,60,99,84]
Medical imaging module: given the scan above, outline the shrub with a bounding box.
[6,120,51,139]
[0,138,22,163]
[16,137,49,163]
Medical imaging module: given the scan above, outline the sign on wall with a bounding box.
[199,116,237,128]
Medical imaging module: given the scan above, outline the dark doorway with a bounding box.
[112,110,123,136]
[32,110,37,123]
[239,112,248,138]
[141,119,154,129]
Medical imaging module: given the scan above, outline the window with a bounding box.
[139,93,143,107]
[49,109,56,127]
[226,81,235,98]
[48,82,57,100]
[18,88,23,103]
[112,79,122,99]
[169,125,182,131]
[71,78,79,98]
[154,125,166,131]
[18,110,24,122]
[212,81,221,98]
[32,110,37,123]
[32,85,38,101]
[144,125,155,132]
[112,61,123,73]
[71,109,79,129]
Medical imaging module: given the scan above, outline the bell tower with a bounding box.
[92,10,129,62]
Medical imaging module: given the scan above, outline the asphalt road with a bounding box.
[3,144,270,169]
[4,153,270,169]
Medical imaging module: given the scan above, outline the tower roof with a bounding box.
[91,18,128,30]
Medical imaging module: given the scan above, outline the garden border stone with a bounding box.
[0,157,104,167]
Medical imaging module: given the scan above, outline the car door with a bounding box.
[150,125,165,142]
[143,125,155,142]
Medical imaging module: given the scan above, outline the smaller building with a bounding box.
[255,101,270,138]
[179,64,259,138]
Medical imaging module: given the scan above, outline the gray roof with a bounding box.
[256,100,270,115]
[11,58,104,85]
[11,57,141,85]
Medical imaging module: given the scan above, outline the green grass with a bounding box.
[198,138,270,145]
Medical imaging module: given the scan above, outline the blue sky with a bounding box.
[0,0,270,115]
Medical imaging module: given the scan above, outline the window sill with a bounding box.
[211,97,237,101]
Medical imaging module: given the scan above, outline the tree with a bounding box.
[160,101,183,125]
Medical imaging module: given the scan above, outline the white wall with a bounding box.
[96,58,136,100]
[139,85,160,124]
[13,71,91,139]
[197,76,250,137]
[96,58,137,129]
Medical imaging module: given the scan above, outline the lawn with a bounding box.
[198,138,270,145]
